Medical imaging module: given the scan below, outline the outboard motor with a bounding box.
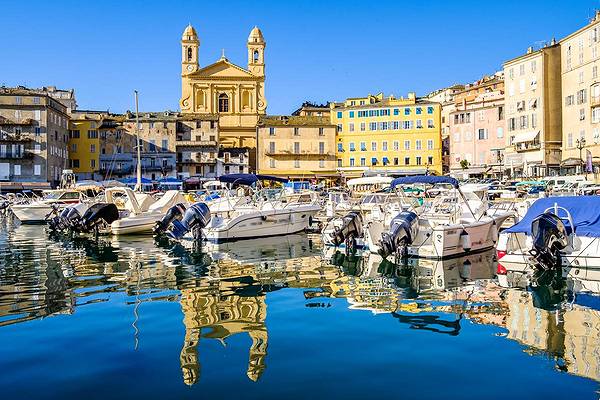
[48,206,80,231]
[168,202,211,241]
[77,203,120,233]
[331,211,363,251]
[154,203,187,235]
[378,211,418,258]
[529,212,569,271]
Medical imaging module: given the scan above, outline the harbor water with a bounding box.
[0,219,599,399]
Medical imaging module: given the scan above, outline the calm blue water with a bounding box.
[0,218,599,399]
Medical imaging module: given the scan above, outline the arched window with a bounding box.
[253,50,259,63]
[218,93,229,113]
[187,47,193,62]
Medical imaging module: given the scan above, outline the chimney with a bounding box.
[527,46,533,54]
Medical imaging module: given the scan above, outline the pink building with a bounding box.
[449,75,506,178]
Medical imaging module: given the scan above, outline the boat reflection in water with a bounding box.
[1,220,600,395]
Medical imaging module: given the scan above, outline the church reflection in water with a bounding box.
[2,223,600,386]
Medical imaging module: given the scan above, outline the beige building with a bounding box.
[0,86,70,189]
[256,116,337,179]
[503,42,563,177]
[427,84,465,174]
[560,12,600,174]
[179,24,267,169]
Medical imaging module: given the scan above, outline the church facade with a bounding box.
[179,24,267,169]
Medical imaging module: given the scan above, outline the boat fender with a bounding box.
[460,230,472,252]
[490,221,498,243]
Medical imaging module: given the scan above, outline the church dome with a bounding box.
[182,24,198,40]
[248,26,265,43]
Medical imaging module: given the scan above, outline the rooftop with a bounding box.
[258,115,334,127]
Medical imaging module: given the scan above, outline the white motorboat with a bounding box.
[157,174,321,244]
[10,189,85,223]
[496,196,600,277]
[375,176,515,260]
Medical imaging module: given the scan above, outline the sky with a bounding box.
[1,0,599,114]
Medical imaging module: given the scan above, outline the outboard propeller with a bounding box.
[529,212,569,271]
[378,211,418,259]
[154,203,187,235]
[331,211,363,252]
[167,202,211,241]
[77,203,120,233]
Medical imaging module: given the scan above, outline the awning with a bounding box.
[513,131,539,144]
[561,157,583,167]
[21,182,51,189]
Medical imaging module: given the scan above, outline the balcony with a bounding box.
[0,151,33,160]
[514,142,541,152]
[265,149,333,158]
[143,165,174,172]
[592,95,600,108]
[178,157,217,165]
[0,117,35,126]
[0,132,34,142]
[175,139,218,147]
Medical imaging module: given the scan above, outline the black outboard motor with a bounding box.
[77,203,120,233]
[378,211,418,258]
[331,211,363,250]
[48,206,83,231]
[529,212,569,271]
[154,203,187,235]
[168,202,211,241]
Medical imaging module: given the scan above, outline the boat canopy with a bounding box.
[391,175,459,189]
[505,196,600,237]
[218,173,288,186]
[120,177,152,185]
[515,181,546,186]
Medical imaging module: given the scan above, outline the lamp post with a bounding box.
[576,137,586,177]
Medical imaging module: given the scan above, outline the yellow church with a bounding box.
[179,24,267,155]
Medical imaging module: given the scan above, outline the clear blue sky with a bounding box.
[1,0,598,114]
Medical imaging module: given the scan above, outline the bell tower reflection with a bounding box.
[178,280,268,385]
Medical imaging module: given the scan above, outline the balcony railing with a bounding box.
[175,139,218,147]
[178,157,217,164]
[514,142,541,152]
[0,151,33,159]
[592,95,600,108]
[265,149,333,157]
[0,132,34,142]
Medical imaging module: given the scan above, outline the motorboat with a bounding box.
[496,196,600,277]
[10,189,86,223]
[156,174,321,244]
[375,176,515,260]
[49,187,189,235]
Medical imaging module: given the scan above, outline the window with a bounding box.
[294,127,300,136]
[149,140,155,152]
[580,108,586,121]
[337,111,342,118]
[427,156,433,165]
[593,108,600,123]
[519,64,525,75]
[91,159,96,168]
[319,127,324,136]
[497,127,504,138]
[89,144,96,153]
[594,66,598,79]
[14,164,21,176]
[577,89,587,104]
[519,79,525,93]
[402,121,412,130]
[349,142,355,151]
[394,157,399,165]
[360,142,366,151]
[404,108,411,115]
[531,60,536,73]
[393,108,399,116]
[415,140,422,150]
[416,156,422,166]
[162,139,168,150]
[34,164,41,175]
[566,95,575,106]
[478,129,487,140]
[360,158,366,166]
[371,157,377,166]
[404,157,410,165]
[269,127,275,135]
[427,119,434,128]
[360,123,366,131]
[382,141,388,151]
[349,123,354,132]
[87,130,98,139]
[427,139,433,150]
[427,106,434,114]
[416,107,422,115]
[319,159,325,168]
[294,142,300,154]
[371,142,377,151]
[404,140,410,150]
[393,141,399,150]
[349,158,355,167]
[35,127,41,136]
[337,159,342,167]
[337,124,342,132]
[319,142,325,154]
[337,143,343,152]
[269,159,276,168]
[568,132,573,148]
[349,111,354,118]
[269,141,275,153]
[369,122,377,131]
[218,93,229,112]
[416,120,423,129]
[454,132,461,142]
[71,143,77,152]
[294,159,300,168]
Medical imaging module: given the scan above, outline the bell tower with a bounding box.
[247,26,265,77]
[181,24,199,75]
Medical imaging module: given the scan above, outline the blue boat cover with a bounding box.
[219,173,288,186]
[504,196,600,237]
[120,177,153,185]
[157,176,182,184]
[391,175,459,188]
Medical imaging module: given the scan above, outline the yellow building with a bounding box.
[68,111,103,179]
[331,93,442,176]
[179,24,267,169]
[256,116,337,179]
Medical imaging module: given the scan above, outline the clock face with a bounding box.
[187,64,194,72]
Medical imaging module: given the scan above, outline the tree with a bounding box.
[460,159,470,169]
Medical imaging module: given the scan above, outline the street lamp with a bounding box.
[576,137,586,177]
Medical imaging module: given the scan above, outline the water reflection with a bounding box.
[0,219,599,393]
